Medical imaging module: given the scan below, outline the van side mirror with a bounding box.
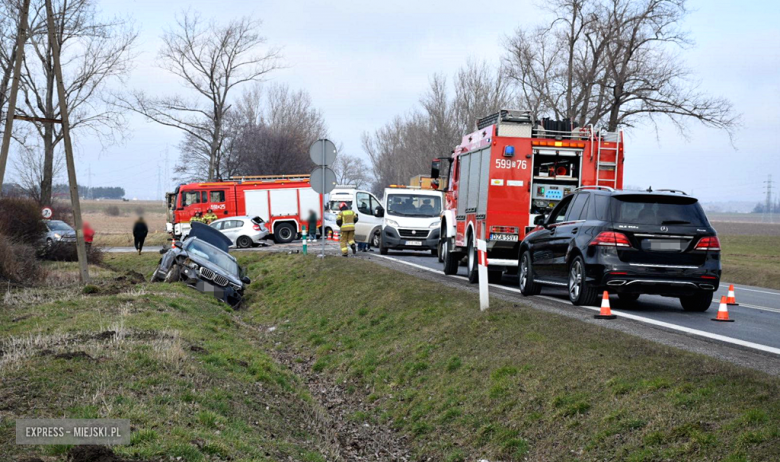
[375,206,384,218]
[431,159,441,179]
[534,214,546,226]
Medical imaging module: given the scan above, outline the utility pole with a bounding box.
[44,0,89,281]
[764,175,774,224]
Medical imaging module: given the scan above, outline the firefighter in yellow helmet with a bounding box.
[336,202,358,257]
[203,208,218,224]
[190,211,205,224]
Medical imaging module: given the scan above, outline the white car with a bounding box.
[209,216,269,248]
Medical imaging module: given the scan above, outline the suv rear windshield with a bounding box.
[611,195,708,226]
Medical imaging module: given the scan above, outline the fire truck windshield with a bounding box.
[387,194,441,217]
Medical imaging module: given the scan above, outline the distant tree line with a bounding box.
[752,200,780,214]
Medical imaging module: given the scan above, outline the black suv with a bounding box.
[518,187,721,311]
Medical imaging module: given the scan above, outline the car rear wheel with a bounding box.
[236,236,253,248]
[371,230,381,248]
[467,238,478,283]
[274,223,296,244]
[618,293,640,302]
[568,256,599,306]
[519,251,541,296]
[680,292,713,312]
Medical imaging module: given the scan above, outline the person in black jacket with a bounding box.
[132,217,149,255]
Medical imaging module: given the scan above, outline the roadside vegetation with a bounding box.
[2,252,779,461]
[720,234,780,290]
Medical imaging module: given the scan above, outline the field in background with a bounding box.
[709,220,780,289]
[709,213,778,224]
[80,200,169,247]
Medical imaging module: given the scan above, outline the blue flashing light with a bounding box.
[503,146,515,157]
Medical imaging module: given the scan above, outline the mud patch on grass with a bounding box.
[68,445,153,462]
[273,346,412,461]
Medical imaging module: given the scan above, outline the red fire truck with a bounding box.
[166,175,322,243]
[432,110,624,282]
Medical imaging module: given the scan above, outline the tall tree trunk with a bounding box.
[607,84,622,132]
[40,58,55,206]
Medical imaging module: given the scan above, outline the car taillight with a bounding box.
[695,236,720,251]
[253,224,261,231]
[590,231,632,248]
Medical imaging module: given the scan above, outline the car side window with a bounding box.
[593,195,610,221]
[356,192,373,215]
[212,221,224,230]
[226,220,239,229]
[566,193,590,221]
[548,196,574,224]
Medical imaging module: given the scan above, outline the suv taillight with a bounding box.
[695,236,720,251]
[590,231,632,248]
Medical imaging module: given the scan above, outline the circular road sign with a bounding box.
[41,207,53,219]
[309,139,337,166]
[310,166,337,194]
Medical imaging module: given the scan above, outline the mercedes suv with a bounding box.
[518,187,720,311]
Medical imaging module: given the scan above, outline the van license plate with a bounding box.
[404,241,422,246]
[491,233,518,242]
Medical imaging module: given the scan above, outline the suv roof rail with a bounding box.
[574,185,615,193]
[656,188,688,195]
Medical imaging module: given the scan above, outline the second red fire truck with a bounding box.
[432,109,625,282]
[166,175,321,244]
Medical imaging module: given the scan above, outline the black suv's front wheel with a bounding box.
[519,251,541,296]
[568,256,599,306]
[679,292,713,312]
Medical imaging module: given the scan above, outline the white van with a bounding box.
[326,186,384,247]
[377,187,443,256]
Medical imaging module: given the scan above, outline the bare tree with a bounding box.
[364,62,509,191]
[10,0,136,205]
[503,0,738,133]
[332,153,371,189]
[12,139,63,201]
[174,84,326,182]
[117,12,281,182]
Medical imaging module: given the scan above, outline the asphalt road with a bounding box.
[377,249,780,356]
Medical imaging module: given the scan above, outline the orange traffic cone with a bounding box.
[334,230,340,242]
[726,284,739,306]
[327,230,333,241]
[712,296,734,322]
[594,291,617,319]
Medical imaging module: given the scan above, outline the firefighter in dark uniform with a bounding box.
[336,202,358,256]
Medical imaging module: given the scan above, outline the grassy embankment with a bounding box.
[2,253,779,461]
[0,258,337,461]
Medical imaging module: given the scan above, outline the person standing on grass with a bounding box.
[132,217,148,255]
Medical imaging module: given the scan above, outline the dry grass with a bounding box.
[80,200,168,247]
[712,221,780,236]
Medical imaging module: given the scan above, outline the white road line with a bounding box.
[729,286,780,296]
[377,255,780,357]
[710,298,780,314]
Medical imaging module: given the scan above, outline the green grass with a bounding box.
[720,235,780,289]
[238,253,780,461]
[0,255,333,461]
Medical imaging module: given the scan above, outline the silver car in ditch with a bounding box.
[209,216,269,248]
[43,220,77,247]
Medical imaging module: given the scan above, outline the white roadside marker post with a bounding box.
[477,237,489,311]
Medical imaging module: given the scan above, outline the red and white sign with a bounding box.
[41,207,53,219]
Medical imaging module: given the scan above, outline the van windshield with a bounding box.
[611,195,708,226]
[387,194,441,217]
[329,200,352,211]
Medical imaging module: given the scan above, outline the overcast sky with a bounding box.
[26,0,779,204]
